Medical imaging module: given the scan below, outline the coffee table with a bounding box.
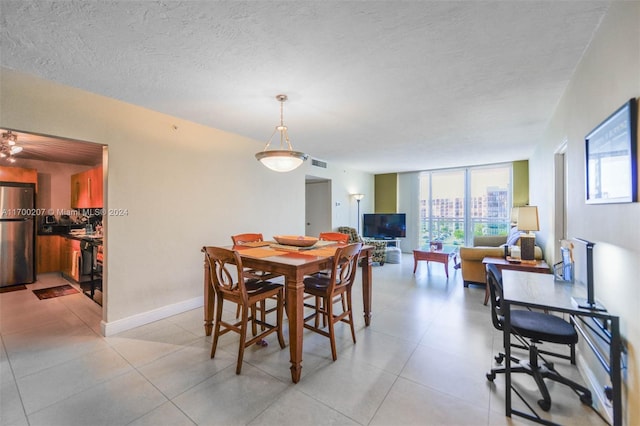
[413,248,458,278]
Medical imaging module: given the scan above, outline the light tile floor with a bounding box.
[1,255,607,425]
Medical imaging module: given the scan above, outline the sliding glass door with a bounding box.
[469,166,511,238]
[419,164,511,248]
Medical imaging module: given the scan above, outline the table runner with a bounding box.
[302,246,338,257]
[239,241,273,248]
[237,247,288,258]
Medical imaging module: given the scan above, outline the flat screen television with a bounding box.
[363,213,406,239]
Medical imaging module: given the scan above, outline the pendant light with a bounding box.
[255,94,308,172]
[1,131,23,163]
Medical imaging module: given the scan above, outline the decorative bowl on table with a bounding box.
[273,235,318,247]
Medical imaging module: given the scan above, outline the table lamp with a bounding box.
[517,206,539,261]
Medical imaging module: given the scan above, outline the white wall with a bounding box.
[0,68,373,334]
[305,164,374,230]
[530,2,639,424]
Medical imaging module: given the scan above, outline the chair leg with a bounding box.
[528,346,552,410]
[314,296,323,328]
[486,345,593,412]
[276,291,286,349]
[211,298,225,358]
[346,291,356,344]
[326,297,338,361]
[236,306,248,374]
[259,300,267,331]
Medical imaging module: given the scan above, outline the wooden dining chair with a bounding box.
[203,246,286,374]
[231,233,283,321]
[302,242,362,361]
[231,233,280,279]
[315,231,350,322]
[318,232,349,244]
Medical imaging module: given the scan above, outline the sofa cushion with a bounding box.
[506,226,521,246]
[473,235,507,247]
[459,246,505,261]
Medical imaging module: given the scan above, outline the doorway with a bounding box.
[0,128,107,315]
[554,140,568,261]
[305,177,331,237]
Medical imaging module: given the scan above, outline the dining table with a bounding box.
[202,242,374,383]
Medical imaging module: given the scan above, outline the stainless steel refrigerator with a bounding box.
[0,183,35,287]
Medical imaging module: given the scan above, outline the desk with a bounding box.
[482,257,550,305]
[202,244,373,383]
[501,270,621,425]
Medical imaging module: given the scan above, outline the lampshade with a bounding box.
[255,94,308,172]
[352,193,364,201]
[517,206,539,233]
[255,150,306,172]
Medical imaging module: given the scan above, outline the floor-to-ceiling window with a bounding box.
[419,164,512,248]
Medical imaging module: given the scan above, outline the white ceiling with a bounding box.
[0,1,610,173]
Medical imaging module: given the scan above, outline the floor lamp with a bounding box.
[352,194,364,234]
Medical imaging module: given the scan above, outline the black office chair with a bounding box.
[485,263,592,411]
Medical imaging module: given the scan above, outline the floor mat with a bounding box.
[0,284,27,294]
[32,284,79,300]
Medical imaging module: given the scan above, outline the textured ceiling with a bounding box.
[0,1,609,173]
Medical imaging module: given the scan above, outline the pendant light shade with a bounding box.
[1,131,23,163]
[255,94,308,172]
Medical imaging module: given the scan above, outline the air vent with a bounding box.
[311,158,327,168]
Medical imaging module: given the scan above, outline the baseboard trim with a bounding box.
[100,296,203,336]
[576,351,614,424]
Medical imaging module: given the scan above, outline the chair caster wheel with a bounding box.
[495,354,504,364]
[580,393,593,406]
[537,399,551,411]
[486,372,496,382]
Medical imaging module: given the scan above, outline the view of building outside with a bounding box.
[419,165,511,249]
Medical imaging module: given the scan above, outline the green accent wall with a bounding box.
[512,160,529,206]
[375,160,529,212]
[374,173,397,213]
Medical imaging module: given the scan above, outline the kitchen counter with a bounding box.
[38,224,85,235]
[66,234,103,243]
[37,232,102,242]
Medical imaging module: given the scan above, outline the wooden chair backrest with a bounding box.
[231,233,264,245]
[326,243,362,294]
[319,232,349,244]
[203,246,248,304]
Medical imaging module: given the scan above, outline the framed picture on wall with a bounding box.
[585,98,638,204]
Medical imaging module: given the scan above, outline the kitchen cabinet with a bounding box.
[0,166,37,190]
[60,237,81,281]
[90,166,103,207]
[71,165,103,209]
[37,235,61,274]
